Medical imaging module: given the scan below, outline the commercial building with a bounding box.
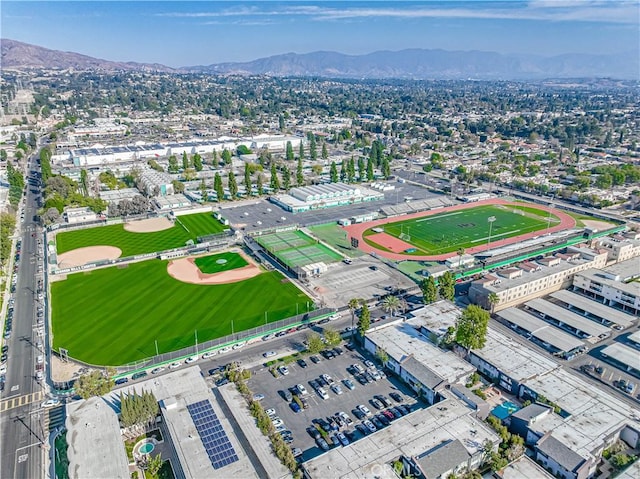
[469,246,608,312]
[572,257,640,316]
[270,183,384,213]
[138,170,174,197]
[600,343,640,377]
[593,235,640,263]
[63,206,99,224]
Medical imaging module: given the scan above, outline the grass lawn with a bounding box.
[194,252,248,274]
[51,261,311,366]
[56,213,227,257]
[308,223,364,258]
[365,204,558,255]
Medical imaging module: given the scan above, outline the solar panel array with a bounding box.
[187,400,239,470]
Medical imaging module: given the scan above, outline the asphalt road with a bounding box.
[1,153,46,479]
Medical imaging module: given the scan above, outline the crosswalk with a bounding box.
[0,391,44,412]
[45,405,65,431]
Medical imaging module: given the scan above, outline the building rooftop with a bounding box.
[549,290,635,329]
[302,394,499,479]
[496,308,584,353]
[472,328,558,382]
[628,330,640,346]
[66,397,130,479]
[524,298,610,339]
[496,454,555,479]
[405,300,460,338]
[604,257,640,282]
[536,435,587,473]
[366,321,475,385]
[601,343,640,372]
[577,269,640,297]
[511,403,553,422]
[414,439,470,479]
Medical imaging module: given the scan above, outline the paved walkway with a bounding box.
[343,199,576,261]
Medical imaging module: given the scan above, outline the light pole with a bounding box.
[487,216,496,248]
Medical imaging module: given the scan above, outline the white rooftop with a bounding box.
[549,290,635,329]
[601,343,640,371]
[405,300,460,338]
[524,298,611,339]
[497,455,554,479]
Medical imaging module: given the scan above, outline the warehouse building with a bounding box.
[270,182,384,213]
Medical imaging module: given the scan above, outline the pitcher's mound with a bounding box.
[57,246,122,268]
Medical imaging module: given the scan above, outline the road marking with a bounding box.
[18,454,28,463]
[0,391,44,412]
[11,385,20,392]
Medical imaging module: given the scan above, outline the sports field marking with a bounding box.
[469,229,521,244]
[415,211,464,222]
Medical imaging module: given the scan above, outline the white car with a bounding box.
[218,346,231,354]
[263,351,276,358]
[357,404,372,416]
[296,384,308,396]
[42,399,60,408]
[321,374,334,385]
[317,387,329,400]
[185,355,198,364]
[338,411,353,426]
[232,342,245,350]
[278,366,289,376]
[202,351,216,359]
[265,408,277,417]
[0,365,7,374]
[169,362,181,369]
[151,367,165,374]
[329,313,340,321]
[330,384,343,395]
[364,419,377,433]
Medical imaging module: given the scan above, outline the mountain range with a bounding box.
[2,39,638,80]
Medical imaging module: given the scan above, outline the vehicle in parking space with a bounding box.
[262,333,275,341]
[151,367,165,374]
[307,426,321,439]
[321,374,334,385]
[372,416,385,429]
[299,396,309,409]
[208,367,223,376]
[391,406,405,417]
[370,398,383,409]
[389,392,403,403]
[253,393,265,401]
[316,437,330,450]
[282,435,294,444]
[35,370,43,380]
[626,383,635,393]
[169,362,181,369]
[397,404,410,415]
[321,349,335,360]
[343,378,355,390]
[218,346,232,354]
[350,363,364,374]
[310,355,321,364]
[363,419,377,432]
[278,366,289,375]
[279,389,293,402]
[375,395,392,407]
[357,404,372,416]
[132,371,148,380]
[296,384,308,396]
[313,418,331,432]
[329,313,341,321]
[216,377,229,386]
[115,377,129,385]
[232,342,246,350]
[332,347,343,356]
[266,408,276,417]
[290,401,301,413]
[0,354,7,364]
[364,360,375,368]
[364,371,376,383]
[355,423,368,436]
[345,430,357,442]
[318,318,330,325]
[317,387,329,400]
[338,411,353,426]
[276,331,287,337]
[336,432,349,446]
[376,413,390,426]
[356,375,368,386]
[272,417,284,426]
[291,447,303,458]
[297,358,308,368]
[185,355,198,364]
[309,379,320,390]
[330,384,343,395]
[275,424,287,432]
[263,351,276,358]
[353,408,365,420]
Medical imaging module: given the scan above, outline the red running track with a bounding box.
[343,199,577,262]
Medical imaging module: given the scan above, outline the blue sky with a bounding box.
[3,1,638,67]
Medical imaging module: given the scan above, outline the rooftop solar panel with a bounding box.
[187,400,239,470]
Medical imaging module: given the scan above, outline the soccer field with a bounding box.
[56,213,227,257]
[50,261,311,366]
[364,204,558,255]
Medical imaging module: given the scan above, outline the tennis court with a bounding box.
[255,230,315,252]
[256,229,342,268]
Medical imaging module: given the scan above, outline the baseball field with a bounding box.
[50,259,312,366]
[194,251,248,274]
[56,213,227,257]
[363,203,559,255]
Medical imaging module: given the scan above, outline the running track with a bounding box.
[343,199,577,261]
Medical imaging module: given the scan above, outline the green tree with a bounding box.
[171,179,185,194]
[199,179,208,202]
[270,163,280,191]
[596,173,613,189]
[298,141,304,161]
[323,327,341,347]
[222,149,232,165]
[306,332,325,354]
[438,271,456,301]
[375,347,389,367]
[381,156,390,178]
[40,147,52,182]
[487,292,500,314]
[168,155,179,173]
[330,161,338,183]
[381,295,401,316]
[193,153,203,171]
[0,149,6,161]
[366,157,374,180]
[74,369,115,399]
[146,454,163,476]
[308,133,317,161]
[322,142,328,160]
[357,157,365,181]
[286,141,294,161]
[347,157,356,183]
[214,172,224,202]
[455,305,490,352]
[279,115,286,131]
[296,157,304,186]
[80,169,88,195]
[281,165,291,191]
[228,171,238,198]
[182,152,190,170]
[348,298,361,341]
[457,247,466,269]
[357,302,370,340]
[421,277,438,304]
[244,162,252,195]
[340,161,347,182]
[256,174,264,195]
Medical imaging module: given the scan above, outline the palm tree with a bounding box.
[347,298,361,342]
[457,247,465,269]
[487,292,500,314]
[382,295,401,317]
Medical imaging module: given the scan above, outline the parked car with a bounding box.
[169,362,181,369]
[279,389,293,402]
[375,395,392,407]
[337,411,353,426]
[370,398,384,410]
[253,393,265,401]
[332,347,344,356]
[376,413,390,426]
[296,384,309,396]
[317,387,329,400]
[309,379,320,390]
[263,351,276,358]
[372,416,385,429]
[185,355,198,364]
[343,378,355,390]
[357,404,372,417]
[265,408,277,417]
[42,399,61,409]
[389,392,403,403]
[115,377,129,385]
[330,384,344,395]
[336,432,349,446]
[363,419,377,432]
[307,426,321,439]
[151,367,165,375]
[132,371,148,380]
[297,359,308,368]
[310,355,321,364]
[316,438,330,451]
[355,423,368,436]
[291,447,303,458]
[278,366,289,376]
[289,401,301,413]
[382,409,395,421]
[321,374,335,385]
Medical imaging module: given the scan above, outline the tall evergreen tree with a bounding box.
[322,142,328,160]
[357,157,365,181]
[214,172,224,202]
[421,277,438,304]
[282,165,291,191]
[366,157,374,180]
[270,163,280,191]
[438,271,456,301]
[296,157,304,186]
[309,134,317,161]
[348,156,356,183]
[256,173,264,195]
[382,156,390,179]
[222,149,232,165]
[228,171,238,198]
[330,161,338,183]
[199,179,208,201]
[286,141,294,161]
[182,152,190,170]
[340,161,347,182]
[298,141,304,161]
[244,163,252,195]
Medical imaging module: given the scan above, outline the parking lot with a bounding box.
[247,341,423,462]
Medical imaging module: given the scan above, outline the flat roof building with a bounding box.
[549,290,635,330]
[494,455,555,479]
[600,343,640,376]
[270,182,384,213]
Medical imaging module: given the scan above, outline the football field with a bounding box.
[364,204,558,255]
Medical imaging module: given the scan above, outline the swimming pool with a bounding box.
[139,442,155,454]
[491,401,520,420]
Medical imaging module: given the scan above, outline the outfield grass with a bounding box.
[364,204,558,255]
[194,252,248,274]
[51,262,311,365]
[308,223,364,258]
[56,213,227,257]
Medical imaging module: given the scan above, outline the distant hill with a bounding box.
[2,38,638,80]
[1,39,175,72]
[188,49,639,80]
